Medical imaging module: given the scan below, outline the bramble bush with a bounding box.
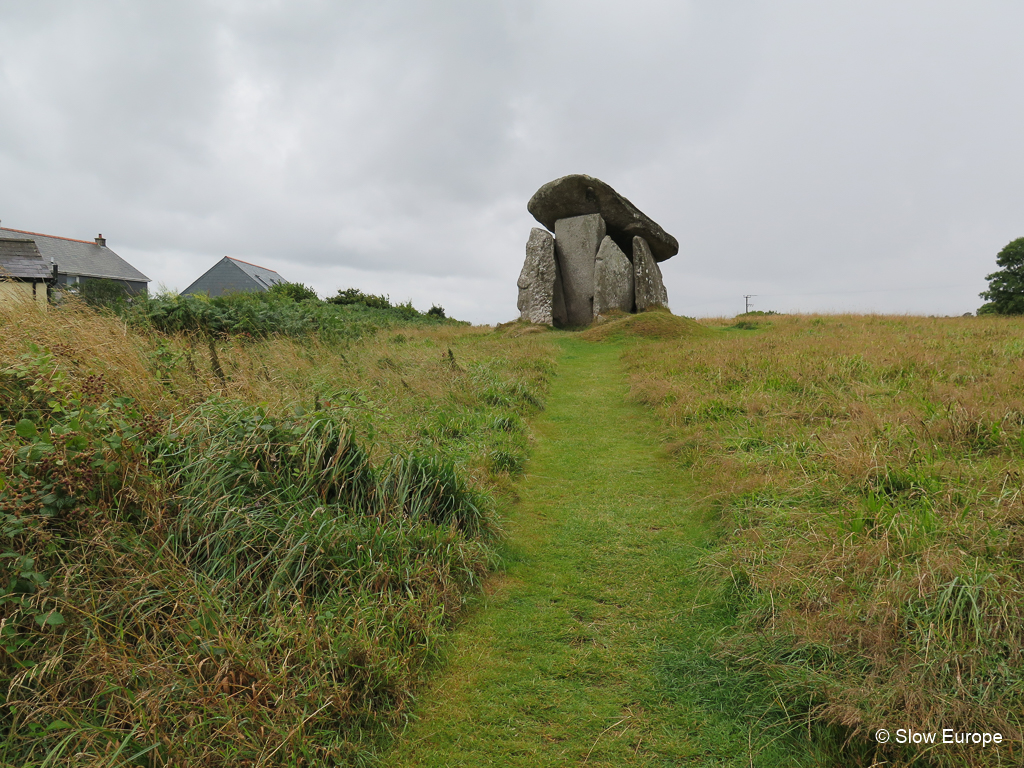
[73,278,132,309]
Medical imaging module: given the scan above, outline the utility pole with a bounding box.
[743,295,756,314]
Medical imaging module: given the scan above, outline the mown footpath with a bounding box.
[387,337,798,767]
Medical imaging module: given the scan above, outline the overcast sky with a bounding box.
[2,1,1022,322]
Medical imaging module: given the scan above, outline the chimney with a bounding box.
[95,234,106,247]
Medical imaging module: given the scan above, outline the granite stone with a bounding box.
[633,236,669,311]
[554,213,605,326]
[517,227,565,325]
[593,236,634,316]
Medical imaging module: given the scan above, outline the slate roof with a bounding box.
[182,257,287,297]
[228,257,286,290]
[0,227,150,283]
[0,238,51,280]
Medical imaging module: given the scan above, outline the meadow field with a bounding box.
[625,312,1024,767]
[2,302,1022,767]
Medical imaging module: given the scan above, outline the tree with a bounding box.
[266,282,320,302]
[327,287,391,310]
[979,237,1024,315]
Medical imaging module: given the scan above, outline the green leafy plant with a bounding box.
[128,288,459,343]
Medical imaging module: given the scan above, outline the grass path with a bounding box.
[386,337,754,767]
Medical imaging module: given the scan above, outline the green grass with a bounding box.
[385,337,808,767]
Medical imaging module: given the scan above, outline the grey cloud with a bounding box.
[2,1,1023,322]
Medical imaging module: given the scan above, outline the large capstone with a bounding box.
[517,227,565,325]
[633,236,669,311]
[528,174,679,262]
[555,213,605,326]
[593,236,634,316]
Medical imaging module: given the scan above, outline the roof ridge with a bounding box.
[0,227,97,246]
[225,255,279,272]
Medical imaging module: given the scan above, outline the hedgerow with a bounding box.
[122,287,463,342]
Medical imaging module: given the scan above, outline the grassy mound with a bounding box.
[580,307,710,341]
[493,319,553,338]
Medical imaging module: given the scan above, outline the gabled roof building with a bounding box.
[0,237,51,310]
[0,227,150,295]
[182,256,287,298]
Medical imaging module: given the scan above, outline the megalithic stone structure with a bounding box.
[518,175,678,326]
[593,236,634,316]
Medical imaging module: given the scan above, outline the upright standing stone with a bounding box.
[516,235,540,320]
[593,236,634,316]
[517,228,565,325]
[633,236,669,311]
[554,213,605,326]
[552,260,566,325]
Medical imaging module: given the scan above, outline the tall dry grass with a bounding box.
[625,313,1024,767]
[1,303,553,460]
